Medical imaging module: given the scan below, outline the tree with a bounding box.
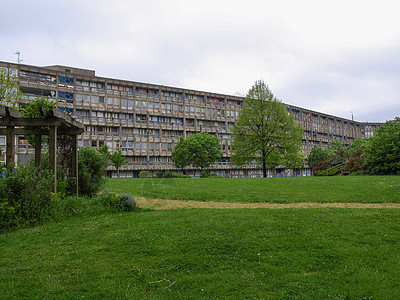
[171,136,191,173]
[0,68,23,106]
[365,117,400,175]
[186,132,223,176]
[230,80,303,177]
[98,144,111,160]
[171,132,223,176]
[110,149,127,178]
[307,146,329,170]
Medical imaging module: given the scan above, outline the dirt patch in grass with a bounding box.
[136,197,400,210]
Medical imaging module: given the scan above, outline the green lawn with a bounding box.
[105,176,400,203]
[1,208,400,299]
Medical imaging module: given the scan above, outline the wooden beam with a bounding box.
[49,126,57,193]
[41,107,84,129]
[0,119,63,127]
[35,135,42,168]
[0,106,22,118]
[71,135,79,196]
[0,128,84,135]
[6,126,15,169]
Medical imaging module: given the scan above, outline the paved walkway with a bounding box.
[136,197,400,210]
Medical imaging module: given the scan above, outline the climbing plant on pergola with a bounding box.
[0,106,84,194]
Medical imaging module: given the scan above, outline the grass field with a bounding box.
[105,176,400,203]
[2,176,400,299]
[1,208,400,299]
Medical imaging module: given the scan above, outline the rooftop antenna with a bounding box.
[14,51,23,64]
[351,111,354,121]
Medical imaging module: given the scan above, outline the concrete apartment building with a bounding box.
[0,61,382,177]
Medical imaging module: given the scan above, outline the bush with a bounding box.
[315,170,326,176]
[155,170,165,178]
[120,193,137,211]
[98,190,137,212]
[78,147,107,197]
[98,190,123,211]
[327,165,344,176]
[200,169,210,178]
[164,170,173,178]
[138,170,150,178]
[327,167,339,176]
[172,173,191,178]
[0,162,54,230]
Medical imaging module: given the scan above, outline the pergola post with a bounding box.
[0,107,83,194]
[71,134,79,195]
[6,126,15,169]
[49,125,57,193]
[35,135,42,168]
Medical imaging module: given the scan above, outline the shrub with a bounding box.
[315,170,326,176]
[98,190,123,211]
[138,170,150,178]
[78,147,107,197]
[0,162,54,230]
[345,151,364,173]
[327,165,344,176]
[200,169,210,178]
[98,190,137,212]
[164,170,173,178]
[120,193,137,211]
[327,167,338,176]
[172,173,191,178]
[155,170,165,178]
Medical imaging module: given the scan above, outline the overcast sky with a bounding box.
[1,0,399,122]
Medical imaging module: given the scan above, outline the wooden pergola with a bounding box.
[0,106,84,194]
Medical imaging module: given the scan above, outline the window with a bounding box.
[121,99,127,109]
[128,100,133,109]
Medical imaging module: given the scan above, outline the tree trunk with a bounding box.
[262,160,267,178]
[262,150,267,178]
[117,168,120,178]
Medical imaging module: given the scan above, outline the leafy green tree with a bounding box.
[186,132,222,174]
[230,80,303,177]
[365,118,400,174]
[0,68,23,106]
[98,144,111,161]
[110,149,127,178]
[171,136,191,173]
[172,132,222,175]
[307,146,329,170]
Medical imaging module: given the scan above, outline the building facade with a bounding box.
[0,61,382,177]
